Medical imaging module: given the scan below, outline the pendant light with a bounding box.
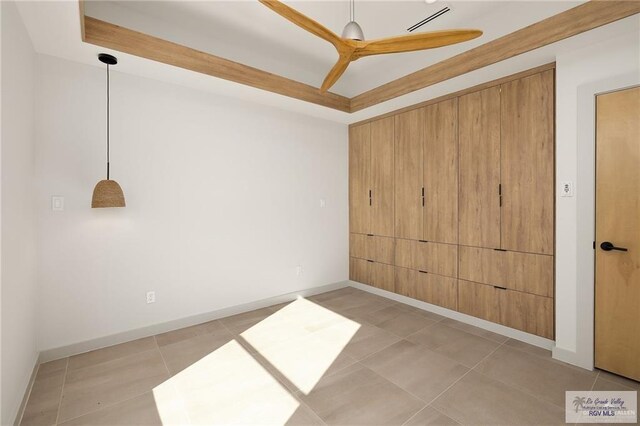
[342,0,364,41]
[92,53,125,208]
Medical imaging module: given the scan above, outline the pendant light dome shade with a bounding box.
[92,53,125,208]
[341,21,364,41]
[92,180,125,208]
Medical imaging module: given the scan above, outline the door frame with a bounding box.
[553,73,639,370]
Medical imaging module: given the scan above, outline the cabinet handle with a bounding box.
[369,189,372,206]
[418,240,428,243]
[493,286,507,290]
[421,187,425,207]
[418,270,428,274]
[367,259,374,263]
[498,184,502,207]
[493,248,507,252]
[367,234,374,237]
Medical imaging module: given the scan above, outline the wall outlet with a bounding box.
[52,196,64,211]
[560,181,574,197]
[146,291,156,304]
[296,265,303,276]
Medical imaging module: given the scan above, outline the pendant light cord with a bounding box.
[350,0,354,22]
[106,63,110,180]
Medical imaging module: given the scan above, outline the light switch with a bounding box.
[319,198,326,208]
[52,196,64,211]
[560,181,574,197]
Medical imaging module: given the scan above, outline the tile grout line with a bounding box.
[55,345,170,425]
[17,362,42,426]
[154,335,172,377]
[469,350,600,416]
[590,370,600,391]
[153,335,194,425]
[216,315,330,424]
[421,338,509,417]
[53,357,69,426]
[400,405,430,426]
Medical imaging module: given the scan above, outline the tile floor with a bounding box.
[19,287,639,425]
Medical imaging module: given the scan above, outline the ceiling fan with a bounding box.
[259,0,483,92]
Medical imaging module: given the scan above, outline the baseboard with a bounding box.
[552,346,594,371]
[348,280,556,351]
[13,352,40,426]
[38,280,349,363]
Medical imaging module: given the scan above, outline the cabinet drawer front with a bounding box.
[458,280,500,323]
[459,246,553,297]
[394,239,415,269]
[415,241,457,278]
[371,263,395,292]
[394,239,457,277]
[415,273,458,310]
[349,257,371,284]
[394,267,417,299]
[350,233,368,259]
[349,234,395,265]
[499,290,554,339]
[370,236,395,265]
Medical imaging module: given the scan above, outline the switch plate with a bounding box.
[52,196,64,211]
[319,199,326,208]
[296,265,303,276]
[560,181,574,197]
[146,291,156,304]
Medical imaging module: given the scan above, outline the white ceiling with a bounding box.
[14,1,639,123]
[84,1,581,97]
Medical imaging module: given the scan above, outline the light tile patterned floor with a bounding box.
[19,287,640,425]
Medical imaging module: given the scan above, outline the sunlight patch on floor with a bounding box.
[154,340,300,425]
[241,297,361,394]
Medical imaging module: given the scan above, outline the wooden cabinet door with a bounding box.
[501,70,554,254]
[395,267,417,299]
[371,263,395,292]
[395,109,424,240]
[459,87,501,249]
[458,280,501,324]
[424,99,458,244]
[349,124,371,234]
[499,289,553,339]
[349,257,370,284]
[415,273,458,310]
[370,117,395,237]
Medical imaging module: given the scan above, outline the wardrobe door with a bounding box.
[501,70,554,255]
[395,109,424,240]
[424,98,458,244]
[370,117,395,237]
[349,124,371,235]
[459,87,501,249]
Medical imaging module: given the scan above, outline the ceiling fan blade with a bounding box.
[259,0,342,48]
[321,56,353,93]
[354,29,482,58]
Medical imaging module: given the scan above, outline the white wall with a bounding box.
[554,17,640,369]
[1,1,39,424]
[35,55,348,351]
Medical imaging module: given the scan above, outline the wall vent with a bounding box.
[407,6,451,32]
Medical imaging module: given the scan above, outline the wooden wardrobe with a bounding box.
[348,65,555,339]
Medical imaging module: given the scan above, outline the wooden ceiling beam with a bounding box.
[79,1,640,114]
[81,15,351,112]
[350,1,640,112]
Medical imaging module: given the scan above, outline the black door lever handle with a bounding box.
[600,241,628,252]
